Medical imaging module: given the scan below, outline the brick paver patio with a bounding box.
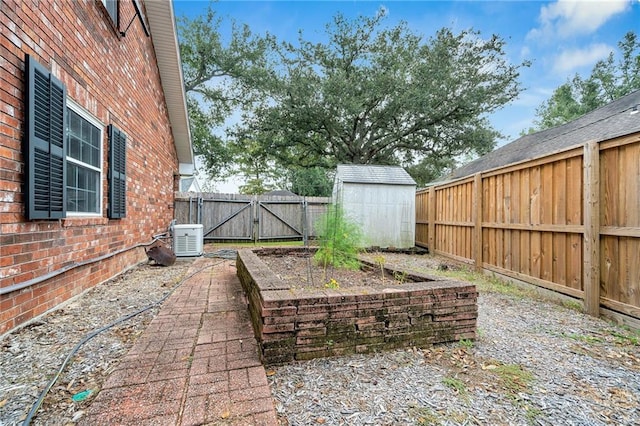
[80,258,278,425]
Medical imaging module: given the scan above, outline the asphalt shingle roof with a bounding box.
[449,89,640,180]
[336,164,416,186]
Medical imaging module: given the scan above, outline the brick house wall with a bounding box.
[0,0,189,335]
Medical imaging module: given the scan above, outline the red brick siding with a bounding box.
[0,0,182,335]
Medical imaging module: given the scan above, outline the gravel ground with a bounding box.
[269,253,640,425]
[0,260,193,426]
[1,251,639,426]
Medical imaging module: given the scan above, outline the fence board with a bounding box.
[174,193,330,242]
[416,133,640,323]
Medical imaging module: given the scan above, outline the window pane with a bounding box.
[67,163,99,213]
[102,0,118,25]
[67,109,100,167]
[92,126,101,165]
[66,106,102,215]
[67,111,81,159]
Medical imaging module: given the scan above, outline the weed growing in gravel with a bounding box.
[609,328,640,346]
[458,338,474,349]
[525,406,543,424]
[324,278,340,289]
[373,254,386,283]
[492,363,533,395]
[410,406,441,425]
[393,270,408,284]
[561,299,583,312]
[442,376,467,396]
[432,267,535,299]
[563,332,603,344]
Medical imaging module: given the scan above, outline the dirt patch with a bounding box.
[257,249,445,290]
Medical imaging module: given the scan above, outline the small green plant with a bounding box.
[393,270,407,284]
[324,278,340,289]
[493,364,533,395]
[525,406,543,423]
[458,338,474,349]
[442,376,466,395]
[411,406,441,425]
[563,332,603,344]
[314,205,363,270]
[609,328,640,346]
[374,254,386,283]
[561,299,583,312]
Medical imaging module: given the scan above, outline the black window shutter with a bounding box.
[108,125,126,219]
[24,54,67,220]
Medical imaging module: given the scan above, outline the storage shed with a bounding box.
[333,164,416,249]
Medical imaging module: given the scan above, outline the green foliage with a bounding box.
[289,167,333,197]
[177,2,274,179]
[393,270,408,284]
[314,206,363,270]
[411,406,441,425]
[610,329,639,346]
[562,332,603,344]
[179,5,529,185]
[561,299,583,312]
[324,278,340,289]
[458,338,474,349]
[530,31,639,132]
[232,139,284,194]
[493,364,533,395]
[442,376,467,396]
[232,9,528,182]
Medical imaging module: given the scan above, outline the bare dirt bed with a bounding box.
[258,250,445,290]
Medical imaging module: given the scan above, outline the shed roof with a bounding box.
[449,89,640,180]
[336,164,416,186]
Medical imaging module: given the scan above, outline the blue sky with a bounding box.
[173,0,639,146]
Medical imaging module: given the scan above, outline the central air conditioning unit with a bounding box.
[172,224,203,257]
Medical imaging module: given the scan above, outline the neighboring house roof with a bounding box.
[179,177,202,192]
[336,164,416,186]
[145,0,193,167]
[265,190,299,196]
[449,89,640,180]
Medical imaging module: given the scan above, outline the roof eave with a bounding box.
[144,0,193,168]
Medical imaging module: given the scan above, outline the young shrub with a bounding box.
[314,205,363,270]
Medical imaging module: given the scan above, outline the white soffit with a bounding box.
[144,0,193,166]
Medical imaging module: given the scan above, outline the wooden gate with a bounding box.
[257,199,304,240]
[174,193,331,242]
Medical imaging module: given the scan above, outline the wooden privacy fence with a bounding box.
[416,134,640,323]
[174,193,331,242]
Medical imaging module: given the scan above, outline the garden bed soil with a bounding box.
[258,248,432,290]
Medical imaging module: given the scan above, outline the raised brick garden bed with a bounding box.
[236,247,477,365]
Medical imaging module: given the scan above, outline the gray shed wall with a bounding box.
[335,182,416,249]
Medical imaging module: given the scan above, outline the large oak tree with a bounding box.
[231,10,529,186]
[180,6,528,188]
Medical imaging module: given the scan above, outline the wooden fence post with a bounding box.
[473,173,483,270]
[583,141,600,316]
[428,186,436,253]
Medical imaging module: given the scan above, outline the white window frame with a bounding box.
[66,99,104,217]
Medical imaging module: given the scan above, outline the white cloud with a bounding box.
[527,0,631,41]
[552,43,613,73]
